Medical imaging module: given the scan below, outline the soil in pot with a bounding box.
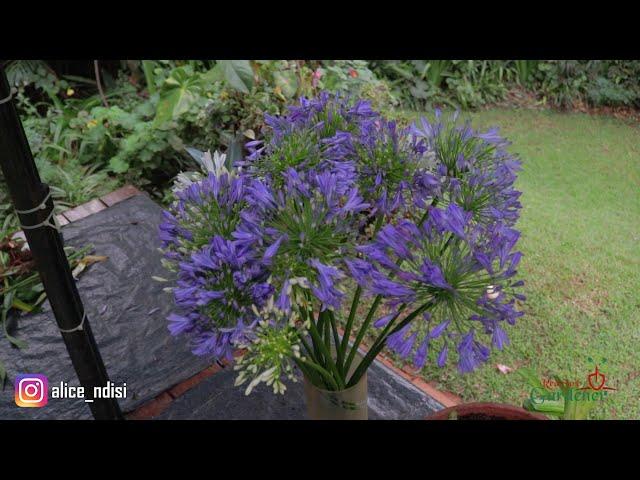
[426,402,547,420]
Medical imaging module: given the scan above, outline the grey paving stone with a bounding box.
[157,359,443,420]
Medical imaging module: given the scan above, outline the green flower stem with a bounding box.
[327,310,344,376]
[339,285,361,362]
[307,309,345,389]
[322,310,334,376]
[315,309,325,362]
[293,357,316,384]
[298,332,319,364]
[342,295,382,377]
[342,202,438,379]
[295,358,339,391]
[346,301,434,388]
[339,214,385,367]
[302,306,324,365]
[323,309,331,351]
[296,332,329,388]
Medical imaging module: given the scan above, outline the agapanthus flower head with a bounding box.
[355,203,525,373]
[168,233,273,361]
[411,111,523,226]
[351,117,437,216]
[160,170,276,362]
[239,92,379,188]
[244,164,369,312]
[242,92,440,223]
[159,172,249,262]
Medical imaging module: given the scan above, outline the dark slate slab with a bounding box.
[0,195,212,419]
[156,358,443,420]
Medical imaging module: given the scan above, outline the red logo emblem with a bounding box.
[580,364,616,391]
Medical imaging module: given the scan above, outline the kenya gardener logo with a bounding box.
[531,357,617,405]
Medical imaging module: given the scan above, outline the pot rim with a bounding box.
[425,402,548,420]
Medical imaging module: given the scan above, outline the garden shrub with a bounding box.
[370,60,515,109]
[371,60,640,110]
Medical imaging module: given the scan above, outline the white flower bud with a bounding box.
[486,285,500,300]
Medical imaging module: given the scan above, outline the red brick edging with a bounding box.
[126,363,224,420]
[12,185,142,242]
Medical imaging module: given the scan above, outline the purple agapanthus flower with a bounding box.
[358,201,524,372]
[410,111,523,227]
[159,170,275,362]
[169,234,272,356]
[159,92,525,379]
[240,161,371,313]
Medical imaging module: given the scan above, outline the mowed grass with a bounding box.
[399,109,640,419]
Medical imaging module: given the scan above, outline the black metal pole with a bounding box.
[0,65,123,420]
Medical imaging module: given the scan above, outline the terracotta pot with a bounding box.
[426,402,547,420]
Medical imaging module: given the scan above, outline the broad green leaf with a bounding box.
[153,67,201,128]
[561,388,598,420]
[273,70,299,98]
[219,60,254,93]
[553,375,598,420]
[109,156,130,173]
[141,60,157,94]
[200,64,224,85]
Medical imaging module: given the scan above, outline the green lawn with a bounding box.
[400,109,640,419]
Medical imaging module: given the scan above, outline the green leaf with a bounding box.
[200,64,224,85]
[226,133,245,171]
[141,60,157,95]
[109,156,130,173]
[11,298,36,313]
[562,389,598,420]
[523,397,564,415]
[218,60,254,93]
[2,292,28,350]
[153,67,202,128]
[516,367,545,390]
[273,70,299,98]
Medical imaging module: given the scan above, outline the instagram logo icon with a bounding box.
[15,374,48,408]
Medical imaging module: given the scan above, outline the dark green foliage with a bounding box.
[530,60,640,108]
[371,60,515,109]
[372,60,640,110]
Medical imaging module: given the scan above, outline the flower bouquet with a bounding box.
[158,92,525,419]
